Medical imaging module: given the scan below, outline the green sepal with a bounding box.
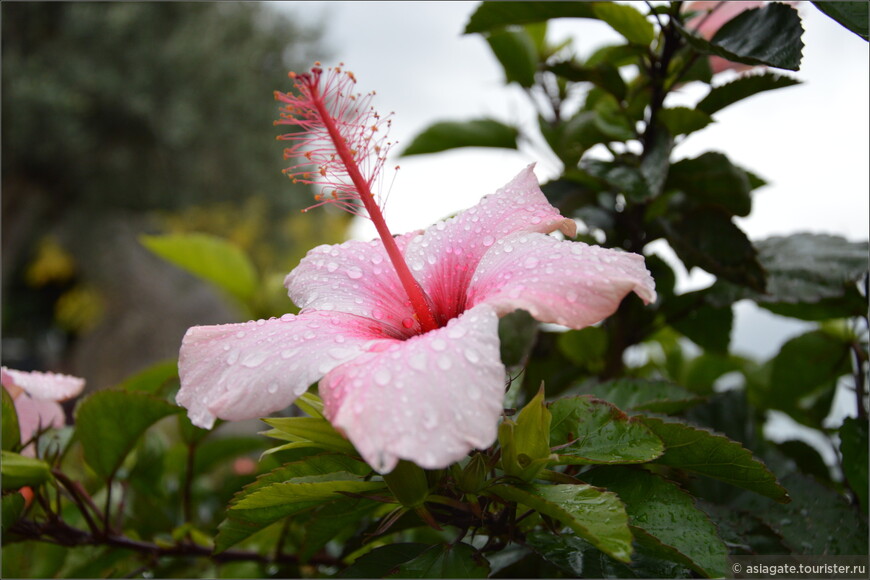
[499,387,555,481]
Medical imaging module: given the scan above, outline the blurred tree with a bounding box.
[1,2,334,385]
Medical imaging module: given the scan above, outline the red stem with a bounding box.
[308,85,439,333]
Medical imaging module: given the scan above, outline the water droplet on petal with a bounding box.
[524,257,539,269]
[482,235,495,247]
[402,318,414,329]
[281,313,295,322]
[280,349,296,359]
[431,338,447,352]
[236,331,246,339]
[468,386,481,400]
[408,352,426,371]
[241,350,268,368]
[374,368,391,386]
[303,330,316,340]
[346,267,363,279]
[226,350,239,365]
[464,349,480,363]
[267,383,279,394]
[437,355,453,370]
[447,324,467,339]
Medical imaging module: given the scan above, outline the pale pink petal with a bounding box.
[285,237,421,337]
[319,304,506,473]
[1,366,84,401]
[405,165,577,321]
[14,395,66,443]
[467,232,656,328]
[176,311,391,429]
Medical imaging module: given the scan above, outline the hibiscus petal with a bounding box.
[319,304,506,473]
[467,232,656,328]
[285,237,421,337]
[404,165,576,321]
[15,395,66,441]
[176,311,388,429]
[1,367,84,401]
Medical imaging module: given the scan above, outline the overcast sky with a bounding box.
[276,1,869,357]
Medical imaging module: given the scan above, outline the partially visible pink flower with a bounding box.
[176,165,656,473]
[1,366,85,454]
[684,1,797,75]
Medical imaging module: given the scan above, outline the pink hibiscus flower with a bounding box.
[2,366,85,455]
[175,65,656,473]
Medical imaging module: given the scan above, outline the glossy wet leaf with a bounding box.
[584,467,729,578]
[697,73,800,116]
[388,542,491,578]
[140,233,258,302]
[490,483,633,562]
[666,152,752,217]
[583,379,703,415]
[400,119,518,156]
[74,390,181,480]
[549,396,664,465]
[641,416,788,502]
[812,1,869,41]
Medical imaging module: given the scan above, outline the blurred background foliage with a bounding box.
[2,2,349,389]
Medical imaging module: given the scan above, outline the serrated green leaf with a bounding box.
[592,2,655,45]
[400,119,518,157]
[234,476,384,510]
[140,233,258,303]
[840,417,869,509]
[584,467,729,578]
[215,454,375,552]
[117,359,178,394]
[338,543,430,578]
[74,390,181,479]
[677,2,804,71]
[697,73,800,116]
[490,483,632,562]
[667,152,752,217]
[664,207,765,291]
[641,416,788,502]
[549,396,664,465]
[299,496,381,562]
[486,28,538,87]
[388,542,490,578]
[261,416,357,454]
[1,450,52,489]
[812,1,869,41]
[657,107,713,136]
[465,2,597,34]
[2,387,20,451]
[583,379,703,415]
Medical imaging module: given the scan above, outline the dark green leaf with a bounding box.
[592,2,655,45]
[586,43,646,68]
[812,1,869,41]
[677,2,804,71]
[735,471,869,554]
[261,416,357,455]
[640,129,672,199]
[2,492,25,534]
[2,387,20,451]
[117,358,178,394]
[486,28,538,87]
[140,233,258,303]
[583,379,703,415]
[388,542,490,578]
[641,416,789,502]
[667,290,734,353]
[584,160,650,202]
[338,544,430,578]
[657,107,713,136]
[549,61,627,101]
[682,352,744,394]
[776,439,833,484]
[664,207,765,291]
[74,390,181,479]
[584,467,729,578]
[498,309,538,368]
[215,454,375,552]
[557,327,608,373]
[697,73,800,116]
[549,396,664,465]
[193,436,266,475]
[839,417,868,509]
[666,152,752,217]
[1,450,51,489]
[465,2,597,34]
[490,483,633,562]
[299,497,381,562]
[400,119,518,156]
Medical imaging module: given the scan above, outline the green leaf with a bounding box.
[584,467,729,578]
[486,28,538,87]
[498,309,538,368]
[557,327,608,374]
[548,396,664,465]
[682,352,744,394]
[664,207,765,291]
[338,544,430,578]
[641,416,788,502]
[2,492,25,534]
[840,417,869,509]
[400,119,518,156]
[500,387,554,481]
[299,497,381,562]
[117,358,178,394]
[584,160,650,202]
[1,450,52,489]
[388,542,491,578]
[74,390,181,480]
[666,289,734,353]
[666,152,752,217]
[140,233,258,303]
[215,454,375,552]
[2,387,20,451]
[697,73,800,116]
[233,476,384,510]
[465,2,597,34]
[735,471,869,554]
[812,1,869,41]
[548,61,627,101]
[193,436,266,475]
[592,2,655,45]
[490,483,633,562]
[261,416,357,455]
[583,379,703,415]
[656,107,712,136]
[639,129,672,199]
[677,2,804,71]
